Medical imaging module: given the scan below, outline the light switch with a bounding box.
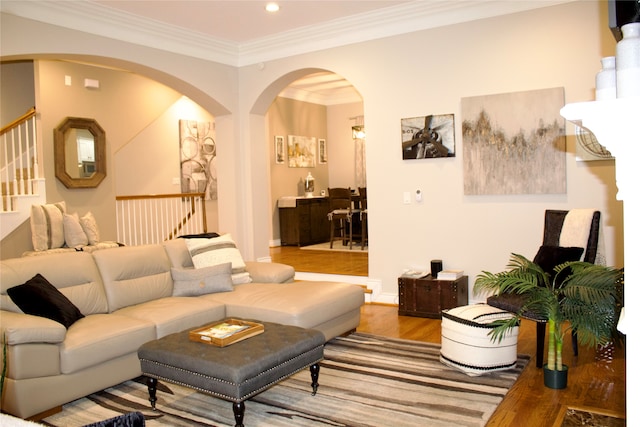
[403,191,411,204]
[172,177,180,185]
[415,189,423,202]
[64,75,72,86]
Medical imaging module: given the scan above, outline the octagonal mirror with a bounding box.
[54,117,106,188]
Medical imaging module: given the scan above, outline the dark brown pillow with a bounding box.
[533,245,584,278]
[7,273,84,328]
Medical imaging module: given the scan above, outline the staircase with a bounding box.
[1,108,46,240]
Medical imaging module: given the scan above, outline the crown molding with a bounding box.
[2,0,576,67]
[237,0,576,66]
[1,0,239,65]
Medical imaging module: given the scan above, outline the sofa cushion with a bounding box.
[7,273,85,328]
[205,281,365,330]
[0,251,109,316]
[171,263,233,296]
[93,245,173,312]
[30,201,66,251]
[63,212,89,248]
[184,234,252,285]
[59,313,156,374]
[113,296,226,338]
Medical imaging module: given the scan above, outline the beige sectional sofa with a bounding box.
[0,239,365,419]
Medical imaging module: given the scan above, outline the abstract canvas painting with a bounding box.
[288,135,316,168]
[461,87,566,195]
[179,120,217,200]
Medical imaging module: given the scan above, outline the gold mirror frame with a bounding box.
[54,117,106,188]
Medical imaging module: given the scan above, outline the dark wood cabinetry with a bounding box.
[279,197,330,246]
[398,275,468,318]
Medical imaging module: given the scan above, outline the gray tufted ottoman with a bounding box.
[138,321,325,427]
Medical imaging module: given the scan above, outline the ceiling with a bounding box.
[88,1,401,105]
[92,1,408,44]
[1,0,573,105]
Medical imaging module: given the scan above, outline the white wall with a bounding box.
[0,61,35,126]
[241,1,622,303]
[327,102,364,189]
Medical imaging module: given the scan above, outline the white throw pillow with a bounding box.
[79,211,100,245]
[171,263,234,296]
[30,201,66,251]
[63,212,89,248]
[185,234,252,285]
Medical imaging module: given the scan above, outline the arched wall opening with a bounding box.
[247,68,366,270]
[1,52,237,256]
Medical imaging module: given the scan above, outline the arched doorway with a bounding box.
[250,68,367,277]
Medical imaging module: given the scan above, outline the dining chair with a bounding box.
[327,187,359,249]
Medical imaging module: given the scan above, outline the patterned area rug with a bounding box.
[300,241,368,252]
[42,333,528,427]
[554,406,626,427]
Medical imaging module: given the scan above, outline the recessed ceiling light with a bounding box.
[265,2,280,13]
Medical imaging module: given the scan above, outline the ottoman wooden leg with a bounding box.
[232,401,245,427]
[146,377,158,410]
[310,363,320,396]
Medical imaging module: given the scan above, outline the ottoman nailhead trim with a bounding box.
[141,344,324,403]
[441,311,520,329]
[440,354,516,372]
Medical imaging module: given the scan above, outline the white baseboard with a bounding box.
[269,239,281,247]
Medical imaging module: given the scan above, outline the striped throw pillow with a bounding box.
[185,234,252,285]
[30,201,66,251]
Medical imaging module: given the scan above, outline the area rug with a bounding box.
[553,406,626,427]
[41,333,528,427]
[301,241,368,253]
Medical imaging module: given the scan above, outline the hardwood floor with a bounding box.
[270,245,626,426]
[270,244,368,276]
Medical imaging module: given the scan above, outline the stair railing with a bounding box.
[115,192,207,246]
[1,108,39,212]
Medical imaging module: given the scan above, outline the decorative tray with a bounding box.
[189,319,264,347]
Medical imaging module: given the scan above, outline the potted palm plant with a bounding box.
[474,253,622,389]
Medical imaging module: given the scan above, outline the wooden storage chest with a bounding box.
[398,275,468,318]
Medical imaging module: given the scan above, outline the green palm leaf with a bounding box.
[474,253,622,370]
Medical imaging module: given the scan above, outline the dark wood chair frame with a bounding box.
[358,187,367,250]
[327,187,359,249]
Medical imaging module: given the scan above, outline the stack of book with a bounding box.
[401,270,429,279]
[437,269,464,280]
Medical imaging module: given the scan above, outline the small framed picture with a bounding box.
[401,114,455,160]
[318,139,327,164]
[274,135,285,164]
